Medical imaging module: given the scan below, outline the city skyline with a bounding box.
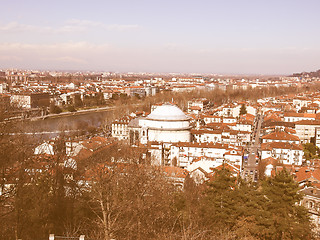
[1,0,320,74]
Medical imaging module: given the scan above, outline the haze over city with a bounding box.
[1,0,320,75]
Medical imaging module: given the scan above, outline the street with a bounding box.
[242,113,263,181]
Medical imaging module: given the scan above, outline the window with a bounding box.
[309,201,314,209]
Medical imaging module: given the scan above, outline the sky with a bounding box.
[1,0,320,75]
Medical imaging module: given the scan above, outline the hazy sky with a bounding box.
[1,0,320,74]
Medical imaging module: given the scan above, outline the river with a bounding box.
[18,108,117,136]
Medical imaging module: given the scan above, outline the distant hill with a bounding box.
[290,69,320,78]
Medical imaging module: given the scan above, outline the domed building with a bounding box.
[137,104,191,144]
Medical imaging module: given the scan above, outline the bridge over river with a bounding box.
[8,106,118,139]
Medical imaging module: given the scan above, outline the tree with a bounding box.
[84,163,177,240]
[67,105,77,112]
[73,94,83,108]
[50,103,62,114]
[304,142,319,160]
[240,104,247,115]
[0,131,44,240]
[201,166,239,232]
[261,169,312,239]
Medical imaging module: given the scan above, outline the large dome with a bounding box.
[147,104,190,121]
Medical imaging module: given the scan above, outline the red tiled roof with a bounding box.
[191,129,222,135]
[294,120,320,125]
[294,167,320,184]
[172,142,229,149]
[162,166,189,178]
[261,142,303,151]
[261,131,299,141]
[189,106,202,110]
[284,112,316,118]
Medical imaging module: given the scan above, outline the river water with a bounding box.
[19,109,116,134]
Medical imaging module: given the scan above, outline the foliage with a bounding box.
[261,169,311,239]
[82,93,105,107]
[201,167,238,229]
[66,105,77,112]
[175,167,312,240]
[240,104,247,115]
[0,133,314,240]
[50,103,62,114]
[304,142,319,160]
[73,94,83,108]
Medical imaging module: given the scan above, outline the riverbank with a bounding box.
[29,106,116,121]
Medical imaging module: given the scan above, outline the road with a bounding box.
[30,106,116,121]
[242,113,263,182]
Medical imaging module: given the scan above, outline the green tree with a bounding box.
[261,169,311,239]
[73,94,83,108]
[66,105,77,112]
[50,103,62,114]
[201,167,239,231]
[304,142,319,160]
[240,104,247,115]
[231,181,267,239]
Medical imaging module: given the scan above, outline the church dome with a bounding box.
[147,104,190,121]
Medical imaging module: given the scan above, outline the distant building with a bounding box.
[10,93,50,109]
[295,120,320,143]
[6,71,28,83]
[125,86,146,98]
[221,104,256,118]
[187,98,209,114]
[0,83,9,94]
[145,86,158,96]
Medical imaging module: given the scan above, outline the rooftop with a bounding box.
[147,103,190,121]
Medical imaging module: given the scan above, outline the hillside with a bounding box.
[290,69,320,78]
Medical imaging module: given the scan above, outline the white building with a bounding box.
[191,129,222,143]
[293,98,311,110]
[203,115,221,124]
[260,142,303,165]
[139,104,191,144]
[295,120,320,143]
[261,131,300,144]
[221,104,257,118]
[187,98,209,114]
[223,117,237,124]
[232,120,253,132]
[111,116,133,141]
[232,105,257,118]
[284,112,315,122]
[170,142,228,168]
